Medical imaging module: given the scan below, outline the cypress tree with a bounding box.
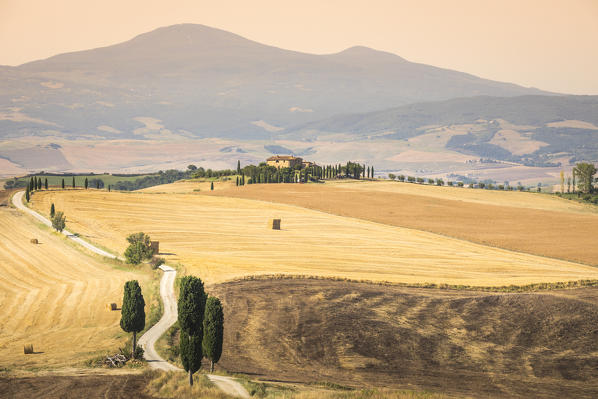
[96,180,100,189]
[120,280,145,359]
[44,178,48,190]
[84,178,88,190]
[241,174,245,185]
[210,181,214,191]
[237,160,241,174]
[371,166,375,179]
[61,178,65,189]
[236,176,239,186]
[108,185,111,192]
[25,187,30,202]
[178,276,206,385]
[38,178,42,190]
[50,203,55,218]
[72,176,75,188]
[203,296,224,373]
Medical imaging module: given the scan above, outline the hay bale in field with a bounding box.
[150,241,159,255]
[30,238,38,244]
[24,344,33,354]
[270,219,281,230]
[106,302,117,311]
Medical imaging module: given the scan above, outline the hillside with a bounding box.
[29,189,598,285]
[0,205,150,370]
[208,181,598,266]
[210,278,598,399]
[0,24,549,143]
[286,95,598,166]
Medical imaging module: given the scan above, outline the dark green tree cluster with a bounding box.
[124,232,154,264]
[51,211,66,232]
[177,276,224,384]
[573,162,597,194]
[120,280,145,359]
[178,276,206,386]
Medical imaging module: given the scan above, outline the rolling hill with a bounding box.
[0,23,549,142]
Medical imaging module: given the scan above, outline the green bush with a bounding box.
[124,232,154,264]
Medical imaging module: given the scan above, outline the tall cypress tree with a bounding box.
[38,178,42,190]
[237,160,241,174]
[84,178,88,190]
[236,176,239,186]
[371,166,375,179]
[203,296,224,373]
[50,203,55,218]
[61,178,65,189]
[178,276,206,385]
[210,181,214,191]
[72,176,76,188]
[25,186,30,202]
[120,280,145,359]
[44,178,48,190]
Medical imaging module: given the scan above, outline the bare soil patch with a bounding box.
[210,278,598,399]
[0,373,157,399]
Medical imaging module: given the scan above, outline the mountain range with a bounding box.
[1,23,596,182]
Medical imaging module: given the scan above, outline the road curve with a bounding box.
[12,191,250,398]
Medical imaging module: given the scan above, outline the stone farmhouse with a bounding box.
[266,155,303,169]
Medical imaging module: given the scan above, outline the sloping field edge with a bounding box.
[221,273,598,293]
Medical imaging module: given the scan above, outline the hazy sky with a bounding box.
[1,0,597,94]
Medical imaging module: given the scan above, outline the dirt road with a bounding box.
[13,190,249,398]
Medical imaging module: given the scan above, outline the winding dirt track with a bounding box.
[12,191,249,398]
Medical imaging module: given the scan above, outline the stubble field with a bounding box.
[207,180,598,266]
[28,189,598,286]
[0,204,150,370]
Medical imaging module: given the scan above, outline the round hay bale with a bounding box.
[30,238,38,244]
[24,344,33,354]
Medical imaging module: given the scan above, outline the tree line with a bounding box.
[233,160,375,186]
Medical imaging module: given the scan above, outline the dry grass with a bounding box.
[145,370,230,398]
[209,278,598,399]
[208,181,598,265]
[29,190,598,286]
[0,206,150,370]
[138,178,237,194]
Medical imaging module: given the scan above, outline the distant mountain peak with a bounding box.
[332,45,407,62]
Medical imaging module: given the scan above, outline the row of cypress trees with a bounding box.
[119,275,223,385]
[233,160,375,186]
[178,275,224,385]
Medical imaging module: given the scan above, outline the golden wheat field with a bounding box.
[329,180,598,214]
[29,189,598,286]
[0,205,150,370]
[210,181,598,266]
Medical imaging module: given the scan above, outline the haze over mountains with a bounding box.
[1,23,597,182]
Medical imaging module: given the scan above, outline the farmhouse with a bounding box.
[266,155,303,169]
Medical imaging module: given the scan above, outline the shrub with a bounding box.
[583,194,592,201]
[150,256,165,270]
[124,232,154,264]
[51,211,66,232]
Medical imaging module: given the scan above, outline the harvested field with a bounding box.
[29,190,598,286]
[207,181,598,265]
[209,278,598,399]
[0,206,150,370]
[0,372,157,399]
[139,178,236,193]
